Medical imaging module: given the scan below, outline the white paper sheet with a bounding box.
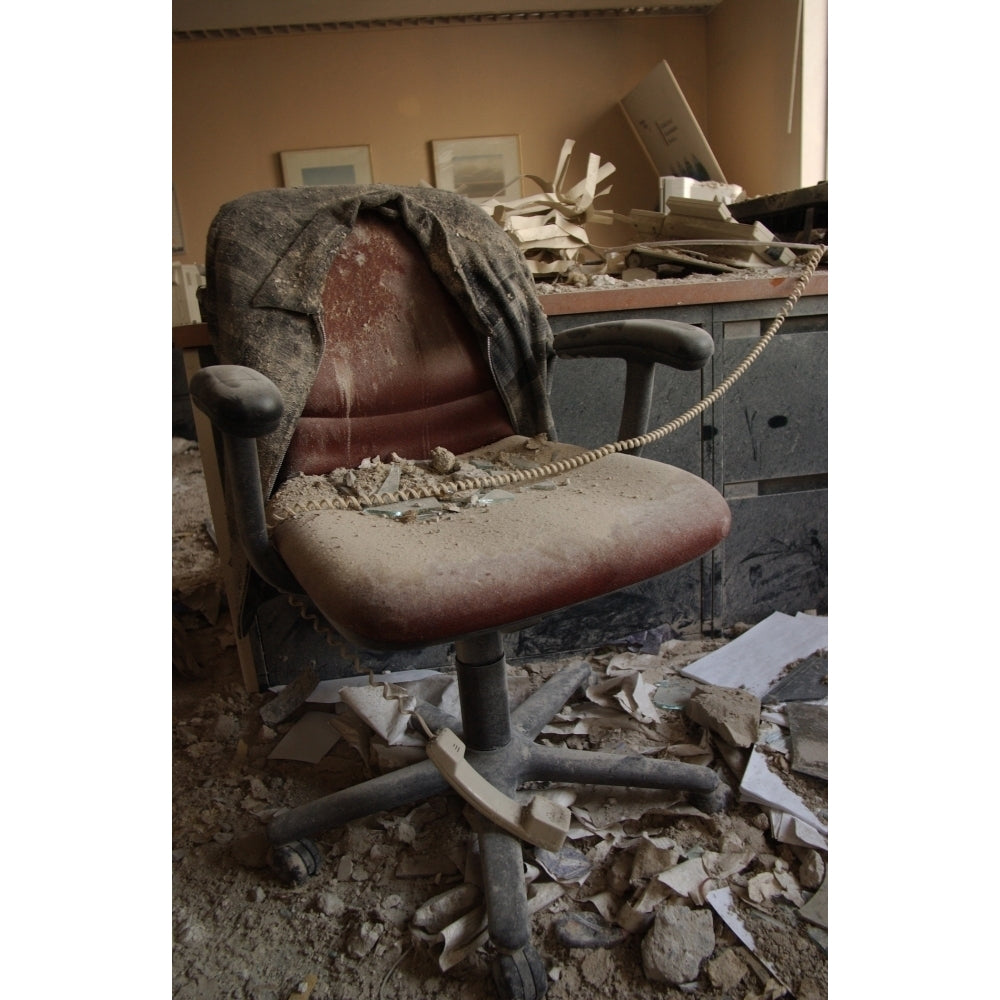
[739,747,828,847]
[680,612,828,697]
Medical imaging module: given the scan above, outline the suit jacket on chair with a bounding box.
[198,184,557,635]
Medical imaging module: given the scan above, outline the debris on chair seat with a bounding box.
[364,497,446,521]
[429,446,457,474]
[378,461,402,495]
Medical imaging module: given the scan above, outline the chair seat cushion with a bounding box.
[271,437,730,649]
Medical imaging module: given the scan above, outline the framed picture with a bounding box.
[280,145,373,187]
[431,135,522,202]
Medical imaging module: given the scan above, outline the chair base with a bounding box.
[263,633,721,1000]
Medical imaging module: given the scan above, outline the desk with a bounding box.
[537,269,828,644]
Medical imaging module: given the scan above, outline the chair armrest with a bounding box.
[552,320,714,455]
[188,364,299,595]
[552,319,714,371]
[188,364,284,438]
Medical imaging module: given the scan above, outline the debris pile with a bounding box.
[173,442,828,1000]
[241,614,828,998]
[478,139,619,278]
[267,435,568,523]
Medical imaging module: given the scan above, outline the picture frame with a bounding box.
[431,135,522,202]
[280,145,373,188]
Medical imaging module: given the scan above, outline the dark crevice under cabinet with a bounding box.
[539,271,828,645]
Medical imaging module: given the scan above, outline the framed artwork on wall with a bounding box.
[280,146,373,187]
[431,135,522,202]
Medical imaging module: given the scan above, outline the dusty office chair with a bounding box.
[190,185,731,1000]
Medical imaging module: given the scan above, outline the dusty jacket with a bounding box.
[200,184,556,498]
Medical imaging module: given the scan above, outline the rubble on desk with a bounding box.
[251,616,828,997]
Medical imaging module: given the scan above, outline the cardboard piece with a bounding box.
[268,711,341,763]
[620,60,726,183]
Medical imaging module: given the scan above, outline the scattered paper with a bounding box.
[681,612,828,697]
[287,668,445,705]
[338,675,460,747]
[586,671,661,725]
[739,747,828,848]
[413,880,563,971]
[706,887,755,951]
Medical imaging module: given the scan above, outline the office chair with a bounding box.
[190,185,731,1000]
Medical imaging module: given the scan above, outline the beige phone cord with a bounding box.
[268,244,827,525]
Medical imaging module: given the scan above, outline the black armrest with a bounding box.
[552,319,714,371]
[188,364,298,596]
[189,364,284,438]
[551,320,714,456]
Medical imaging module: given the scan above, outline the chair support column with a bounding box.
[455,633,512,752]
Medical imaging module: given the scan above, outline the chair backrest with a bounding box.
[278,211,516,481]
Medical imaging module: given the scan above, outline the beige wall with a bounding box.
[707,0,827,198]
[173,5,825,267]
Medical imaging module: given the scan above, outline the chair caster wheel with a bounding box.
[491,944,547,1000]
[269,839,322,886]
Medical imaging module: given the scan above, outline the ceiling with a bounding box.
[173,2,721,38]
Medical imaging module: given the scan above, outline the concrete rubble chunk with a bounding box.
[640,903,716,985]
[685,685,761,748]
[707,946,748,991]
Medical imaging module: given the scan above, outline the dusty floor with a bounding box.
[173,438,828,1000]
